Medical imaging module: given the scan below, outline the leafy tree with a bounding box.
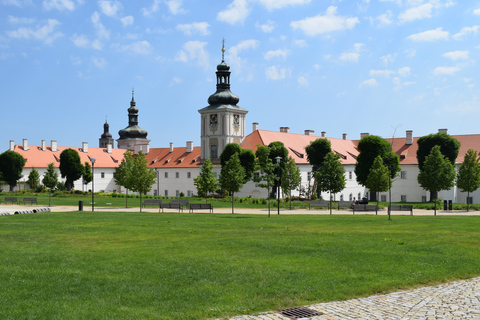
[305,138,332,197]
[281,156,301,210]
[417,145,456,215]
[267,141,289,199]
[365,156,390,215]
[28,167,40,191]
[83,162,93,189]
[220,143,255,183]
[42,163,58,206]
[127,151,157,212]
[219,153,245,214]
[315,152,346,215]
[457,149,480,212]
[59,148,84,191]
[194,158,218,203]
[220,143,241,167]
[114,151,133,208]
[0,151,26,192]
[254,145,276,214]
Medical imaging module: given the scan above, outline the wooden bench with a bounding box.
[2,197,18,204]
[337,201,353,210]
[308,201,330,210]
[20,197,37,205]
[142,199,162,208]
[160,200,189,212]
[189,203,213,213]
[353,204,378,214]
[388,204,413,215]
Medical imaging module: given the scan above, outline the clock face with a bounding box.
[233,114,239,125]
[210,114,218,125]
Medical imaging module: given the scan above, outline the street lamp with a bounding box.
[91,158,96,212]
[275,156,282,215]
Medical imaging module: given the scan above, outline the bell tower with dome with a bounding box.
[117,90,150,154]
[198,40,248,163]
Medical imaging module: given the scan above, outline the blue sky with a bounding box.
[1,0,479,149]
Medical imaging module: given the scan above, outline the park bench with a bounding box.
[160,200,189,212]
[2,197,18,204]
[353,204,378,214]
[337,201,353,210]
[20,197,37,205]
[142,199,162,208]
[308,200,330,210]
[388,204,413,215]
[189,203,213,213]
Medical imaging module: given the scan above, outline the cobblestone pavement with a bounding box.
[219,277,480,320]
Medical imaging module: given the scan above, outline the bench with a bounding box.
[142,199,162,208]
[189,203,213,213]
[160,200,189,212]
[388,204,413,215]
[337,201,353,210]
[2,197,18,204]
[308,201,330,210]
[353,204,378,214]
[20,197,37,205]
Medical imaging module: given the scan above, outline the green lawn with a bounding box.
[1,212,479,319]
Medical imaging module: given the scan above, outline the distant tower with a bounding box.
[198,40,248,163]
[99,117,114,148]
[117,90,150,154]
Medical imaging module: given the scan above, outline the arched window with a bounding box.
[211,145,218,158]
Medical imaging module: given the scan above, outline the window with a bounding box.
[401,195,407,202]
[307,172,312,180]
[381,195,387,202]
[211,145,218,158]
[349,193,353,201]
[164,172,168,178]
[187,172,191,178]
[340,194,344,201]
[175,172,179,178]
[422,196,427,202]
[214,172,218,178]
[176,190,180,197]
[187,190,193,197]
[254,172,260,180]
[467,197,473,204]
[349,171,352,180]
[358,192,361,200]
[101,172,105,178]
[400,171,407,179]
[164,190,168,197]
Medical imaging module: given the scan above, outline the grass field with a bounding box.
[1,212,479,319]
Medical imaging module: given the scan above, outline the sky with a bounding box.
[1,0,480,150]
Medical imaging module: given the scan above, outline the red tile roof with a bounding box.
[145,147,201,168]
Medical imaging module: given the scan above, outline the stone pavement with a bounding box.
[220,277,480,320]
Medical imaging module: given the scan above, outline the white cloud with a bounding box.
[91,39,102,50]
[433,66,460,76]
[265,65,289,80]
[442,50,469,61]
[7,19,63,44]
[176,22,209,36]
[98,0,122,17]
[91,11,109,39]
[264,49,289,61]
[217,0,250,25]
[229,39,259,56]
[72,34,89,48]
[256,20,276,33]
[453,26,479,40]
[121,16,134,27]
[293,39,307,47]
[407,27,449,41]
[393,77,415,91]
[404,48,416,58]
[340,52,360,62]
[141,0,161,16]
[175,41,209,69]
[380,53,395,66]
[170,77,182,85]
[369,69,395,78]
[297,76,308,86]
[227,39,259,80]
[7,16,35,24]
[258,0,310,10]
[398,3,433,23]
[115,40,152,55]
[165,0,185,15]
[360,78,379,87]
[398,66,411,77]
[290,6,359,36]
[474,8,480,16]
[92,57,107,68]
[43,0,76,11]
[1,0,33,7]
[376,10,393,26]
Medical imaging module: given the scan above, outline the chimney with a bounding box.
[170,142,174,153]
[280,127,284,132]
[305,130,315,136]
[51,140,57,152]
[406,130,413,145]
[321,131,326,138]
[22,139,29,151]
[9,140,14,151]
[41,140,46,151]
[186,141,193,153]
[82,142,88,153]
[438,128,448,134]
[252,122,259,132]
[342,133,348,140]
[284,127,290,133]
[107,143,112,154]
[360,133,369,139]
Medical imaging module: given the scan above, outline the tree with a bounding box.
[114,151,133,208]
[0,151,26,192]
[365,156,390,215]
[254,145,276,215]
[457,149,480,212]
[219,153,245,214]
[267,141,289,199]
[83,162,93,190]
[127,151,157,212]
[305,138,332,197]
[417,145,456,215]
[59,148,84,191]
[220,143,255,183]
[281,156,301,210]
[315,152,346,215]
[42,163,58,206]
[194,158,218,203]
[28,167,40,191]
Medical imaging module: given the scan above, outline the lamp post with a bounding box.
[91,158,96,212]
[275,156,282,215]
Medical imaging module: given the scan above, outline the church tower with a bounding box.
[99,118,114,148]
[198,41,248,163]
[117,91,150,154]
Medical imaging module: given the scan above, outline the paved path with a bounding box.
[220,277,480,320]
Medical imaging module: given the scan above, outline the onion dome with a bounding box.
[207,44,240,106]
[118,90,148,140]
[101,119,113,139]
